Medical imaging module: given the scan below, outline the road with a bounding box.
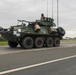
[0,43,76,75]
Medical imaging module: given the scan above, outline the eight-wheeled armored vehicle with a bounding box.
[0,14,65,49]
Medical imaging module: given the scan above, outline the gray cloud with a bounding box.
[0,0,76,37]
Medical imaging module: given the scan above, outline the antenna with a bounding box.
[52,0,53,18]
[43,0,48,17]
[57,0,59,27]
[47,0,48,17]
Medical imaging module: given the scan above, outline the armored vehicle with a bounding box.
[0,14,65,49]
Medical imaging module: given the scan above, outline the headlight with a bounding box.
[7,29,10,31]
[18,29,21,32]
[16,33,20,37]
[13,29,21,37]
[13,31,17,35]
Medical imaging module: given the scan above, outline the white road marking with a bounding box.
[0,55,76,75]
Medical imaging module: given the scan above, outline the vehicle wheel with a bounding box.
[35,37,44,48]
[54,37,60,47]
[46,37,53,47]
[8,41,18,48]
[57,27,65,36]
[22,37,34,49]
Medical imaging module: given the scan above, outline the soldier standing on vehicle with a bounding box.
[41,13,45,20]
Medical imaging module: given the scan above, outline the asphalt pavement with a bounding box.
[3,56,76,75]
[0,43,76,75]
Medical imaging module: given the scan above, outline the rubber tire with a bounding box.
[46,37,53,47]
[22,37,34,49]
[57,27,65,36]
[54,37,60,47]
[8,41,18,48]
[35,37,44,48]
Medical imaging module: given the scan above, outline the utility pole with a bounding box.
[43,0,48,17]
[52,0,53,18]
[47,0,48,17]
[57,0,59,27]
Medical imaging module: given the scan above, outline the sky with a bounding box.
[0,0,76,38]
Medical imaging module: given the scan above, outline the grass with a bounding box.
[61,39,76,43]
[0,41,8,46]
[0,36,8,46]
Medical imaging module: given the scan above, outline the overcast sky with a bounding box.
[0,0,76,38]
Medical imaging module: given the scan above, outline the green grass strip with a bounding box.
[61,39,76,43]
[0,41,8,46]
